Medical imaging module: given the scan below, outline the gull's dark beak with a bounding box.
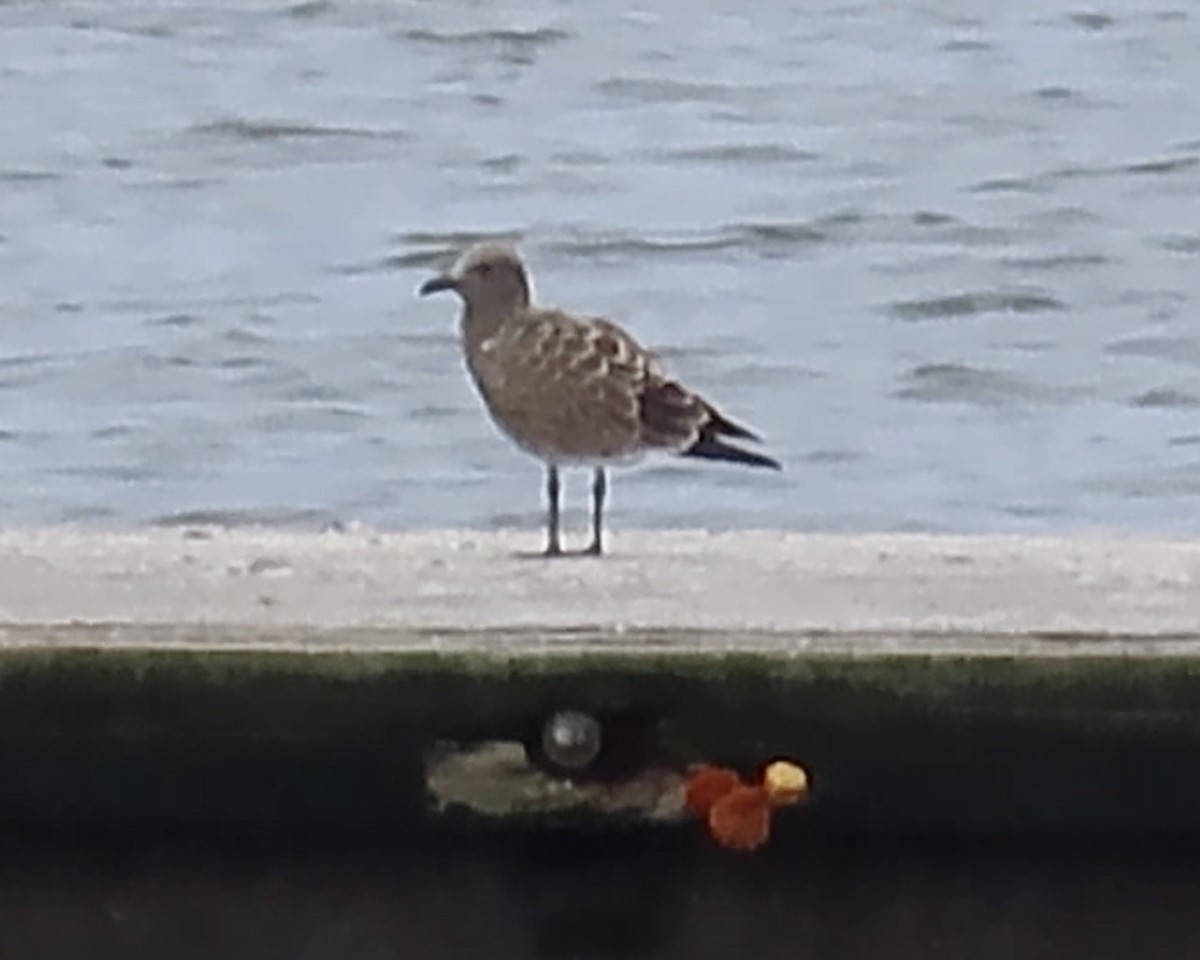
[418,274,458,297]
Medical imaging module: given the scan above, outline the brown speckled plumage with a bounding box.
[419,242,779,556]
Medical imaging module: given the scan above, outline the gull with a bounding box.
[418,242,780,556]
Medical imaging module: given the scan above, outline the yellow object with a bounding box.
[763,760,809,806]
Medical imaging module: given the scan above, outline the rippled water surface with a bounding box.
[3,0,1200,534]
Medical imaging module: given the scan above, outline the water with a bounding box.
[2,0,1200,535]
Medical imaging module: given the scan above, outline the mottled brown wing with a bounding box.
[638,378,707,448]
[577,317,723,451]
[551,313,753,453]
[639,375,777,466]
[481,311,647,460]
[575,317,719,452]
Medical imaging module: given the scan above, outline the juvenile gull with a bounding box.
[418,242,780,556]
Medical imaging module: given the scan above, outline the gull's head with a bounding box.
[418,242,531,314]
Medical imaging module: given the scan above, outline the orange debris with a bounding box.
[682,757,811,852]
[707,785,772,852]
[683,764,742,819]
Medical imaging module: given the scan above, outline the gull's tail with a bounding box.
[681,409,782,470]
[639,380,781,470]
[682,435,781,470]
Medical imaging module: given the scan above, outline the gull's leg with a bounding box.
[585,467,606,556]
[544,465,563,557]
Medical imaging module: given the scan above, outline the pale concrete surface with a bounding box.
[4,527,1200,840]
[0,527,1198,648]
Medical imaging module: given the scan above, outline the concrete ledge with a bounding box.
[2,528,1200,838]
[2,527,1199,633]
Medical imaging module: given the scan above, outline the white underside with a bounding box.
[480,401,681,469]
[502,433,658,468]
[541,450,649,468]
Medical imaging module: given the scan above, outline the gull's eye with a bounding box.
[476,263,493,277]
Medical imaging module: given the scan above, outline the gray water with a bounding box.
[3,0,1200,535]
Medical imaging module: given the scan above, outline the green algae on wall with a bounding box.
[0,628,1199,836]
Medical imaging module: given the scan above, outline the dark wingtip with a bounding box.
[681,436,782,471]
[703,406,761,442]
